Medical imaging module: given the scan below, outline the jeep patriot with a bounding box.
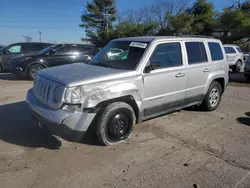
[26,36,229,145]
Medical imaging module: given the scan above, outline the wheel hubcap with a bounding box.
[236,63,242,72]
[209,88,220,107]
[108,113,129,141]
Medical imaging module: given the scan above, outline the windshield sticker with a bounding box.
[129,42,148,49]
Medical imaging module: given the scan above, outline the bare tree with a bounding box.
[22,35,32,42]
[117,0,189,31]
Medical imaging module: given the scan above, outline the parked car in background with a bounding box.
[10,44,99,80]
[243,52,250,62]
[107,48,123,60]
[0,42,52,73]
[244,57,250,80]
[26,36,228,145]
[224,44,244,73]
[0,45,5,50]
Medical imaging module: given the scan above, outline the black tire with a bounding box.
[202,81,222,111]
[96,102,136,146]
[28,64,44,80]
[232,61,242,73]
[245,75,250,81]
[0,64,2,73]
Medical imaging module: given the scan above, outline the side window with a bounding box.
[53,46,67,55]
[224,47,236,54]
[185,42,208,64]
[150,42,182,69]
[208,42,224,61]
[70,46,93,55]
[7,45,22,53]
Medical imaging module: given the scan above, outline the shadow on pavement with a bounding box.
[237,112,250,126]
[0,73,27,81]
[229,72,250,84]
[0,101,101,149]
[0,101,61,150]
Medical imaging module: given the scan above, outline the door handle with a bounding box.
[175,73,185,78]
[203,68,210,73]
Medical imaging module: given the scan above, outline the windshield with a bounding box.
[38,44,62,55]
[89,41,149,70]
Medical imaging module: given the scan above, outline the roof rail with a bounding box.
[178,34,215,39]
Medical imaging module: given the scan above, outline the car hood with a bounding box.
[38,63,137,87]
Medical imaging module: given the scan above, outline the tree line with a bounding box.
[80,0,250,50]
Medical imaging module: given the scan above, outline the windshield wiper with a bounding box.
[93,63,114,68]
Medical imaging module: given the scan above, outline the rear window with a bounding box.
[208,42,224,61]
[236,47,243,53]
[224,47,236,54]
[185,42,208,64]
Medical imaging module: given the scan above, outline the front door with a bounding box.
[1,44,23,70]
[47,46,70,67]
[143,41,187,119]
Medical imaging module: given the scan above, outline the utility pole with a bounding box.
[102,6,111,31]
[38,31,42,42]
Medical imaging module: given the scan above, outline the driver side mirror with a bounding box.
[144,63,160,73]
[1,50,10,55]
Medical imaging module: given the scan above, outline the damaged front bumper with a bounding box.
[26,89,96,141]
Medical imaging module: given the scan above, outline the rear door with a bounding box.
[224,47,237,66]
[185,41,212,104]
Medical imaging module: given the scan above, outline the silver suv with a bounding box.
[26,36,229,145]
[224,44,244,73]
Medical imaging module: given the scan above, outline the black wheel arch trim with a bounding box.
[26,62,48,75]
[86,95,140,123]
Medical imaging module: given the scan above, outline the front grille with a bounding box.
[33,75,64,109]
[33,77,52,104]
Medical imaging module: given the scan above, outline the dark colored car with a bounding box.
[244,57,250,80]
[10,44,99,80]
[0,42,52,73]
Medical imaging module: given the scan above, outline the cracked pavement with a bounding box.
[0,73,250,188]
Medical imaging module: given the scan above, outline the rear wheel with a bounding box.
[0,64,2,73]
[202,81,222,111]
[28,64,44,80]
[232,61,242,73]
[96,102,135,146]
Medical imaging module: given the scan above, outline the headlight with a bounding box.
[19,57,32,62]
[64,87,83,104]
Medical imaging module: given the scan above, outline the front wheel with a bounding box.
[96,102,136,146]
[232,61,242,73]
[202,81,222,111]
[245,75,250,81]
[28,64,44,80]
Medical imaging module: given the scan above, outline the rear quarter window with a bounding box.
[208,42,224,61]
[185,42,208,64]
[236,47,243,53]
[224,47,236,54]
